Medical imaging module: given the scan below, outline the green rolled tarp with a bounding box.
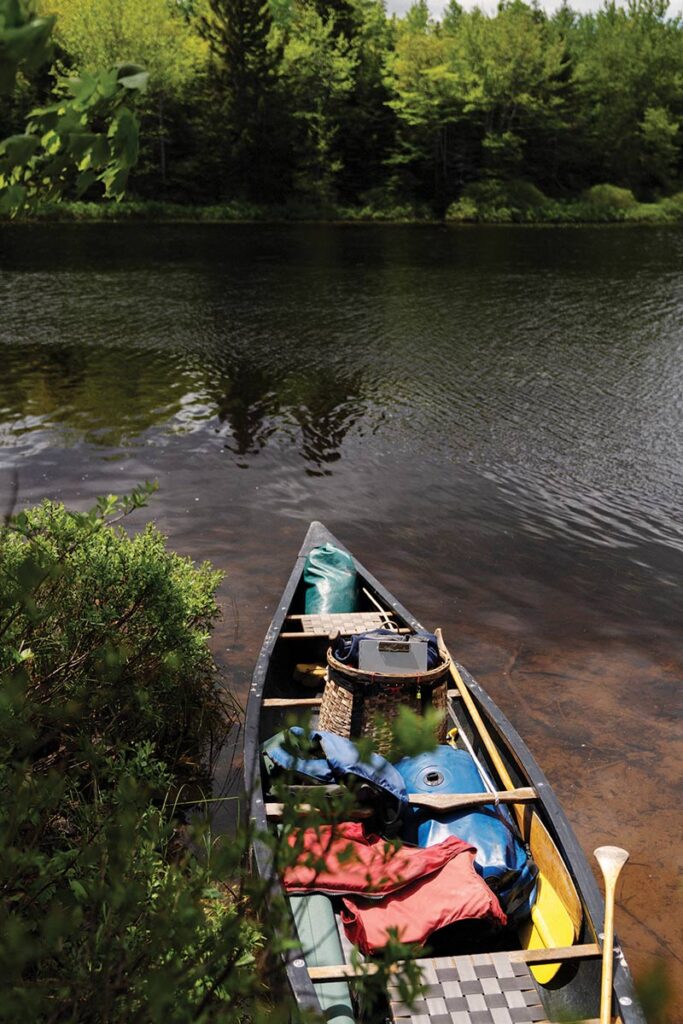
[303,544,358,614]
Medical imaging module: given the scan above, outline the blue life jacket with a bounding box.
[395,746,538,921]
[262,727,408,807]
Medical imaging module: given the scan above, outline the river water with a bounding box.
[1,223,681,1013]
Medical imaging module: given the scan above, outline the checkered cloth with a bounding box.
[389,952,549,1024]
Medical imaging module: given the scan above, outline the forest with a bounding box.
[3,0,683,220]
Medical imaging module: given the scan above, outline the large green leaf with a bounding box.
[0,134,39,166]
[108,108,139,169]
[0,11,55,94]
[0,182,26,213]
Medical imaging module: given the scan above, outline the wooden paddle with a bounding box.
[594,845,629,1024]
[437,632,582,983]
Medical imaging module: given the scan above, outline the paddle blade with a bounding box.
[519,871,575,984]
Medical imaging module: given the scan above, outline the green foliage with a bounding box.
[0,488,269,1022]
[0,485,227,775]
[201,0,288,200]
[582,182,638,211]
[639,104,679,189]
[568,0,683,191]
[387,705,444,760]
[0,741,261,1022]
[0,64,148,214]
[41,0,207,94]
[276,2,356,205]
[0,0,55,95]
[447,178,548,222]
[7,0,683,214]
[0,0,148,214]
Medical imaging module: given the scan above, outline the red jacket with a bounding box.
[282,822,506,954]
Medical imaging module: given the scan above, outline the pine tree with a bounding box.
[201,0,288,199]
[312,0,357,39]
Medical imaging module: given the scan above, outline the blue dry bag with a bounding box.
[395,746,537,921]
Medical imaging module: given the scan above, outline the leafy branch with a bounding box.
[0,0,148,215]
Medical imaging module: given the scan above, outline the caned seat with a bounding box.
[388,952,550,1024]
[283,611,398,638]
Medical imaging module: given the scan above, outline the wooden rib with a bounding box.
[262,697,322,707]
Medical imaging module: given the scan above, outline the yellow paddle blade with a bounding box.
[519,871,576,984]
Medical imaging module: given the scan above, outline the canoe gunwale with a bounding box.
[243,521,646,1024]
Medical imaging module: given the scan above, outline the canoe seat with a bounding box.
[281,611,403,638]
[388,952,551,1024]
[309,947,607,1023]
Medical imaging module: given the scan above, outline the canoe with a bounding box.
[244,521,646,1024]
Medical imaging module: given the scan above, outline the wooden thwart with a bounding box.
[265,787,536,819]
[264,690,461,707]
[263,697,323,707]
[410,785,536,810]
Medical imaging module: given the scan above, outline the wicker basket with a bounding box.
[319,644,450,756]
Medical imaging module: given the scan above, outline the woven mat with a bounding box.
[389,952,549,1024]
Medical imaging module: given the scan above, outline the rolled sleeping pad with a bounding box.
[289,894,355,1024]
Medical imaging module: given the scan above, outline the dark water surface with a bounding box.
[1,223,681,1011]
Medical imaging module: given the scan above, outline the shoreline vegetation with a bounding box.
[0,488,274,1021]
[12,183,683,225]
[6,2,683,226]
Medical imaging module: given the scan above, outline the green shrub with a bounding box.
[582,183,638,211]
[623,202,673,222]
[0,489,227,779]
[0,488,269,1022]
[660,191,683,219]
[504,180,548,211]
[446,197,478,222]
[447,180,550,223]
[0,739,261,1023]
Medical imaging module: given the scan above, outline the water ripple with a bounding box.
[1,223,682,574]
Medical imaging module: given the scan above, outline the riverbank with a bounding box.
[9,183,683,225]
